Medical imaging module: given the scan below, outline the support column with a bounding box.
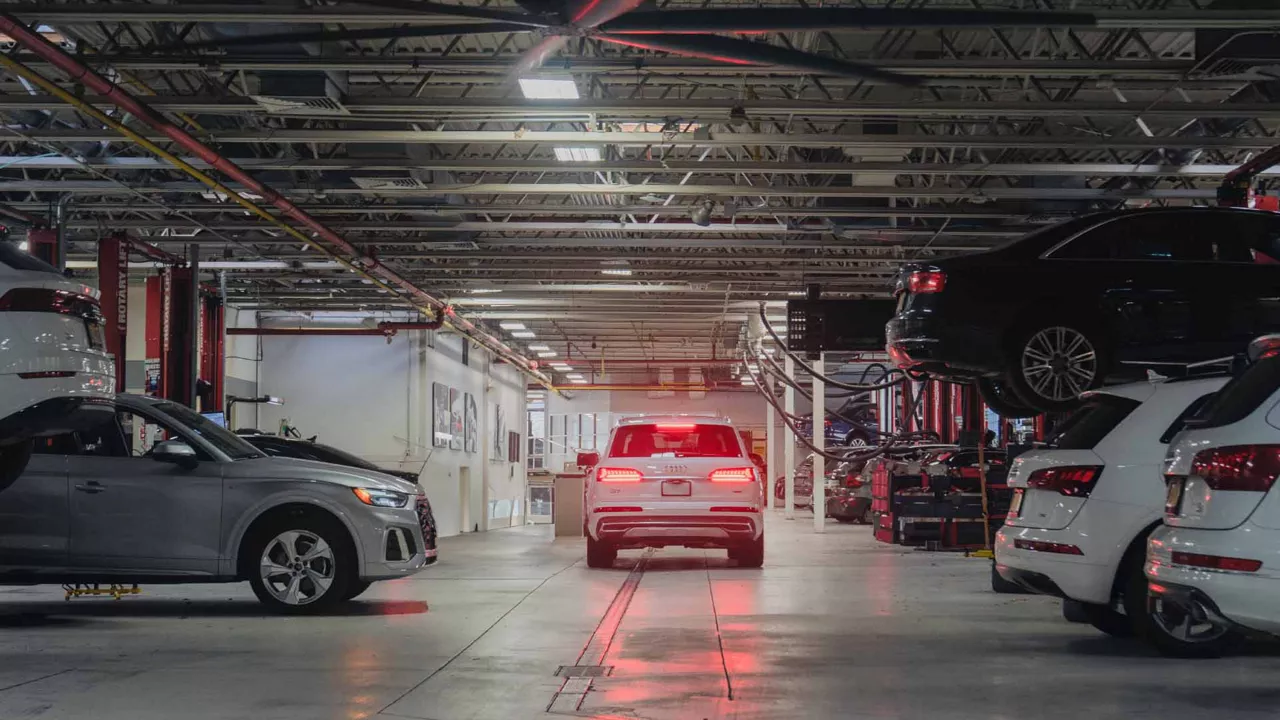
[783,355,796,520]
[812,353,825,533]
[765,374,776,510]
[96,233,128,393]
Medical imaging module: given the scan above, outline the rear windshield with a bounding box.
[1047,395,1140,450]
[0,242,59,273]
[1187,356,1280,429]
[608,423,742,458]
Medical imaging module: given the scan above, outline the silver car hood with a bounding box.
[230,457,420,494]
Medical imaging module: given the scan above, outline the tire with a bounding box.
[976,377,1039,419]
[0,441,32,493]
[245,510,357,614]
[736,534,765,568]
[586,535,616,569]
[843,429,871,448]
[1080,603,1135,638]
[1004,322,1110,414]
[341,580,373,602]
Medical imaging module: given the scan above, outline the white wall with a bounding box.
[224,307,260,429]
[255,329,527,538]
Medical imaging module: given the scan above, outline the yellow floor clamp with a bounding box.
[63,584,141,601]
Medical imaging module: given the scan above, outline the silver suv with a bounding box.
[581,416,765,568]
[0,394,427,612]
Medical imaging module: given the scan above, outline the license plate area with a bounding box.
[85,320,105,350]
[1008,489,1024,518]
[1165,477,1185,516]
[661,479,692,497]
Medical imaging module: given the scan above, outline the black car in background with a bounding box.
[886,208,1280,415]
[243,435,438,565]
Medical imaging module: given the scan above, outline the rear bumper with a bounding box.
[885,312,1001,375]
[1146,524,1280,637]
[591,512,762,548]
[995,525,1114,604]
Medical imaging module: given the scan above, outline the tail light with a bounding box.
[709,467,756,483]
[1189,445,1280,492]
[0,287,101,320]
[655,423,696,432]
[1027,465,1103,497]
[1172,551,1262,573]
[597,467,643,483]
[906,270,946,294]
[1014,539,1083,555]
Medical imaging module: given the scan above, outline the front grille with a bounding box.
[415,496,438,548]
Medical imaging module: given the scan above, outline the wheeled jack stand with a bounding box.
[63,584,141,601]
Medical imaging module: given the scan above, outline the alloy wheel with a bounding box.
[259,530,336,606]
[1020,326,1097,402]
[1149,595,1231,645]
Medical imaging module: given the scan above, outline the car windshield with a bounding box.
[152,401,264,460]
[609,423,743,458]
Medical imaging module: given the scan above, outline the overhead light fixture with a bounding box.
[601,268,633,277]
[553,147,601,162]
[690,199,715,227]
[512,331,536,339]
[519,76,579,99]
[570,378,590,384]
[537,351,557,358]
[528,344,551,351]
[741,377,756,386]
[499,321,526,330]
[566,373,585,380]
[468,288,503,295]
[17,240,29,251]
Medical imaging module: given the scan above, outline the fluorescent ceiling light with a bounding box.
[512,331,536,339]
[537,351,557,358]
[468,288,503,295]
[566,373,585,380]
[17,240,29,251]
[553,147,601,162]
[741,378,756,385]
[601,268,633,276]
[570,378,590,384]
[499,322,526,330]
[519,77,579,99]
[527,344,551,351]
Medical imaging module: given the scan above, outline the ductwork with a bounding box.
[0,14,552,390]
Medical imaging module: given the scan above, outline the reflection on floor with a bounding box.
[1,514,1277,720]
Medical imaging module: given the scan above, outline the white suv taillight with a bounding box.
[597,467,643,483]
[1026,465,1102,497]
[708,467,756,483]
[1188,445,1280,492]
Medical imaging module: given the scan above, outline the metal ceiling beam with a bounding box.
[10,128,1272,151]
[1,156,1273,179]
[13,5,1280,28]
[0,179,1217,200]
[5,95,1275,120]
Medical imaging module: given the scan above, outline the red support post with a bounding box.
[96,234,129,392]
[26,227,57,267]
[164,268,196,407]
[145,274,164,396]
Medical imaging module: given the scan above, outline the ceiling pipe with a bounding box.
[554,384,759,392]
[228,319,445,337]
[0,16,553,392]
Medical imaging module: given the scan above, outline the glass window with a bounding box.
[118,408,207,459]
[1051,213,1214,261]
[1158,393,1217,444]
[608,423,744,459]
[30,408,128,457]
[0,241,59,273]
[147,401,264,460]
[1226,212,1280,264]
[1188,356,1280,430]
[1047,395,1141,450]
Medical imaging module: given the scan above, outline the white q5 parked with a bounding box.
[0,243,114,486]
[995,374,1227,648]
[581,416,765,568]
[1147,335,1280,657]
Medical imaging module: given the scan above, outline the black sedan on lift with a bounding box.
[886,207,1280,415]
[242,434,438,565]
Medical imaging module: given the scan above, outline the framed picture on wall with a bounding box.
[508,431,520,463]
[491,403,507,462]
[449,388,463,451]
[464,392,478,453]
[431,382,450,448]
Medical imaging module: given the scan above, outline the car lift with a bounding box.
[1217,143,1280,211]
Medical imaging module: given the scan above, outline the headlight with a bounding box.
[353,487,410,508]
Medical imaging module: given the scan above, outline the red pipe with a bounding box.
[0,17,543,381]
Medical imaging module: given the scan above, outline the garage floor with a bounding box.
[1,515,1276,720]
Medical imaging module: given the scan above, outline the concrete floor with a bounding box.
[2,513,1277,720]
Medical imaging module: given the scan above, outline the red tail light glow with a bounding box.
[709,467,756,483]
[597,467,643,483]
[655,423,697,432]
[1172,551,1262,573]
[1014,539,1083,555]
[17,371,76,380]
[1189,445,1280,492]
[1027,465,1103,497]
[906,270,946,294]
[595,506,643,513]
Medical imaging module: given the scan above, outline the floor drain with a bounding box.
[555,665,613,678]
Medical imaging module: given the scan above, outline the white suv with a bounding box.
[995,374,1227,642]
[582,416,765,568]
[0,243,114,485]
[1146,336,1280,657]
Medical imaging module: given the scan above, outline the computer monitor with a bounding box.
[201,411,227,428]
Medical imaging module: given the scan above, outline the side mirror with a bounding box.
[749,452,765,470]
[153,440,199,469]
[577,451,600,469]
